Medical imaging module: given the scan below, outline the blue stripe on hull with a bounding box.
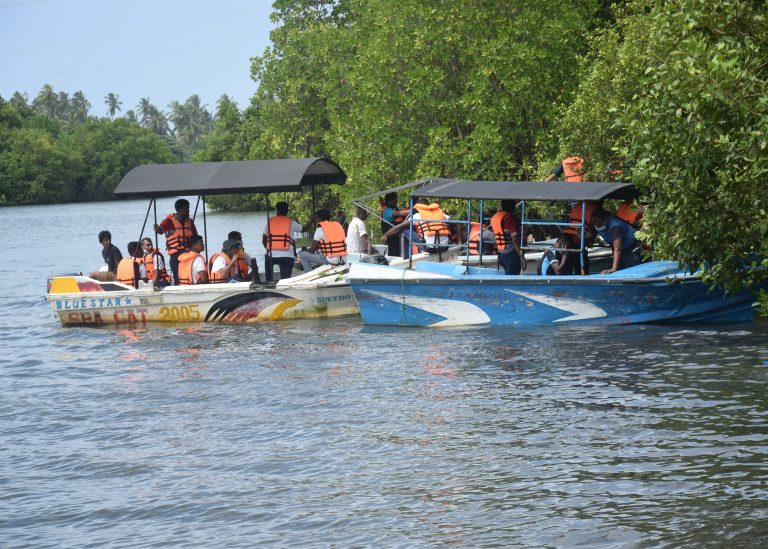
[351,277,760,327]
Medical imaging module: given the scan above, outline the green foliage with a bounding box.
[548,0,767,295]
[0,95,177,205]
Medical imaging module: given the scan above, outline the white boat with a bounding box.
[45,158,363,326]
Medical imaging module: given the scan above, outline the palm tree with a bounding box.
[137,97,154,127]
[124,109,137,122]
[104,92,122,119]
[9,91,28,109]
[56,91,70,119]
[70,90,90,125]
[32,84,57,117]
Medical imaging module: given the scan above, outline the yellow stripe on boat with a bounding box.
[266,299,302,321]
[49,277,81,294]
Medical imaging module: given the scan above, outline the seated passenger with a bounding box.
[177,235,209,285]
[228,230,254,281]
[590,208,642,274]
[298,209,348,272]
[141,237,170,289]
[539,234,580,275]
[116,241,147,288]
[209,239,245,283]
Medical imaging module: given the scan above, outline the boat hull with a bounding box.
[46,267,356,326]
[348,261,762,327]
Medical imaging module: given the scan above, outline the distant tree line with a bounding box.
[0,87,228,205]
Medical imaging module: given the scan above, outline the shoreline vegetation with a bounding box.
[1,0,766,303]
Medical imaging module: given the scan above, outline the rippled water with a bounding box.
[2,201,768,547]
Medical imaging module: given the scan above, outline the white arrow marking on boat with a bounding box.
[364,290,490,327]
[506,290,607,322]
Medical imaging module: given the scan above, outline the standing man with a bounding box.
[545,156,585,182]
[262,202,309,282]
[491,200,526,275]
[380,192,410,257]
[590,209,642,274]
[346,206,375,258]
[298,209,348,272]
[98,230,123,275]
[153,198,198,285]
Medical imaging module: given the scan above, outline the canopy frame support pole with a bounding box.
[153,198,159,250]
[137,199,153,250]
[202,195,209,265]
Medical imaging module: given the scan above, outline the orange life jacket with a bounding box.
[144,250,169,283]
[235,250,250,278]
[208,252,231,283]
[177,251,206,285]
[164,214,195,256]
[317,220,348,258]
[563,156,585,182]
[617,202,644,228]
[116,257,142,286]
[413,203,449,237]
[468,222,483,255]
[490,211,514,251]
[564,201,600,241]
[265,216,295,252]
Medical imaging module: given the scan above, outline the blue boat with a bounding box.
[347,179,765,327]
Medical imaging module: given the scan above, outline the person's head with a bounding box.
[141,237,154,253]
[417,198,430,206]
[555,233,575,250]
[98,230,111,246]
[316,208,331,222]
[222,239,240,257]
[188,234,204,251]
[175,198,190,220]
[228,231,242,242]
[275,201,289,216]
[355,206,368,220]
[500,199,516,213]
[384,192,398,207]
[127,241,141,258]
[590,209,610,232]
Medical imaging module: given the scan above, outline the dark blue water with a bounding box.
[1,202,767,547]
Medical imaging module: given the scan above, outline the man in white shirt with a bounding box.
[345,206,374,257]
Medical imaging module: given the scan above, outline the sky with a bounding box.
[0,0,276,116]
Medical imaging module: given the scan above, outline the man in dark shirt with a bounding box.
[99,230,123,274]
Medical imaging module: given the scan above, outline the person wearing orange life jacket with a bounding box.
[298,208,348,273]
[545,156,585,182]
[262,202,312,281]
[490,199,526,275]
[208,239,244,283]
[412,199,451,251]
[141,237,170,290]
[153,198,198,285]
[466,219,496,255]
[226,230,254,281]
[379,192,410,257]
[116,241,147,288]
[177,235,209,285]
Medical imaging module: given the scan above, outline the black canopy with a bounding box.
[412,178,639,202]
[113,157,347,198]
